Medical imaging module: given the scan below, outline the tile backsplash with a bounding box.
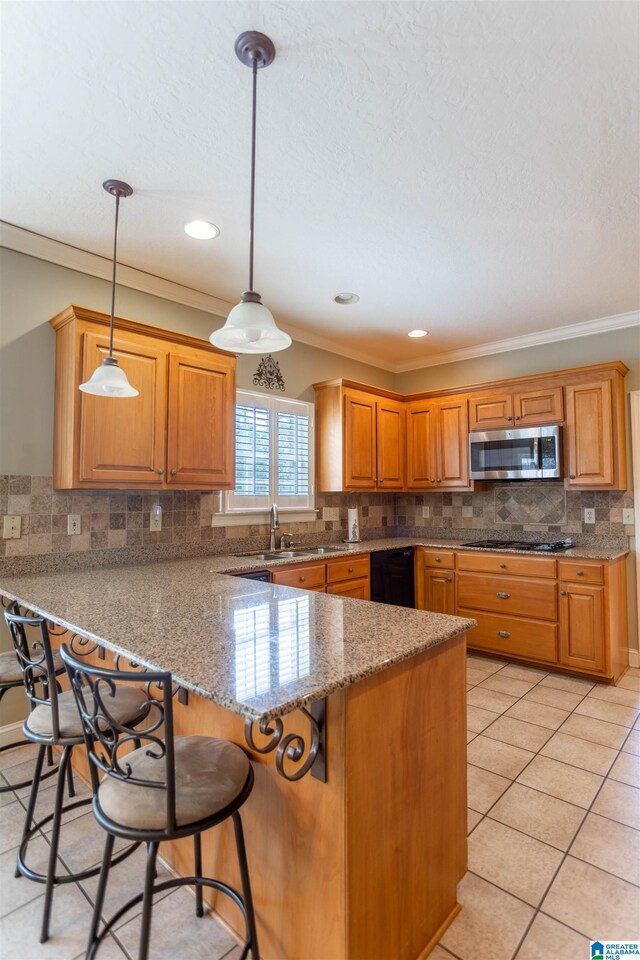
[0,476,634,562]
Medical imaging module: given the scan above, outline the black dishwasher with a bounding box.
[233,569,270,582]
[370,548,415,607]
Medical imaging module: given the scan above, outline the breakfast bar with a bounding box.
[0,557,475,960]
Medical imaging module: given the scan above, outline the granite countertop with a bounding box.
[0,558,475,723]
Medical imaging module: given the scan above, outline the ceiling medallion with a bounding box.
[253,354,285,392]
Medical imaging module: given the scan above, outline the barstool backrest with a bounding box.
[3,604,62,739]
[60,645,177,833]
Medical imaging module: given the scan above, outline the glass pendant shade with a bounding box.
[209,297,292,353]
[79,357,139,397]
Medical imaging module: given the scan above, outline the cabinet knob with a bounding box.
[497,630,511,638]
[447,576,452,583]
[496,592,510,599]
[506,416,513,421]
[435,557,441,562]
[157,468,164,475]
[499,562,506,569]
[379,478,384,484]
[348,567,354,573]
[560,589,567,596]
[437,479,441,483]
[429,478,436,484]
[171,469,177,476]
[299,576,306,583]
[569,475,576,480]
[576,570,584,576]
[514,415,520,421]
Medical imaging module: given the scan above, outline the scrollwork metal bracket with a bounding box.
[244,698,326,782]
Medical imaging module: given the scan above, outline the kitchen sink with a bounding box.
[233,545,349,561]
[300,546,347,555]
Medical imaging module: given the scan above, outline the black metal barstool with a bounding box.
[61,645,260,960]
[3,605,148,943]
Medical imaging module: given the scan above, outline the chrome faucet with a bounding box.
[269,504,279,551]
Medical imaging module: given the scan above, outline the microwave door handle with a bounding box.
[535,437,544,474]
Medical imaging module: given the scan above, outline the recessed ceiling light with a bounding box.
[408,329,429,338]
[334,293,360,305]
[184,220,220,240]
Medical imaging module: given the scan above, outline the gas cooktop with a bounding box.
[463,538,574,553]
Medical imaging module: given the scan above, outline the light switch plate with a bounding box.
[2,516,21,539]
[422,506,430,518]
[67,514,81,535]
[322,507,340,521]
[583,508,596,524]
[622,508,635,525]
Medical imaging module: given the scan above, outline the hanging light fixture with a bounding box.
[209,31,291,354]
[79,180,139,397]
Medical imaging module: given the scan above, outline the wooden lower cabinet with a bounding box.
[327,578,370,599]
[415,548,455,614]
[271,555,370,599]
[559,582,606,673]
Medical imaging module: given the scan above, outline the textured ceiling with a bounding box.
[1,1,638,366]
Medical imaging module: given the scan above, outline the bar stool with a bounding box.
[3,605,148,943]
[60,645,260,960]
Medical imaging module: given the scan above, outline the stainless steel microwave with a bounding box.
[469,425,562,481]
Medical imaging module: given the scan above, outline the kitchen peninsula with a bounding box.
[0,555,475,960]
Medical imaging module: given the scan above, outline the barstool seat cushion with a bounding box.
[97,735,251,830]
[24,685,148,739]
[0,649,63,685]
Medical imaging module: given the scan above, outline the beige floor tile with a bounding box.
[617,673,640,692]
[539,673,594,695]
[467,705,501,733]
[515,912,590,960]
[592,779,640,830]
[71,934,130,960]
[571,812,640,886]
[540,732,617,775]
[0,742,39,772]
[468,808,483,834]
[117,885,238,960]
[587,685,640,709]
[467,655,507,675]
[608,750,640,788]
[429,945,456,959]
[0,798,30,854]
[523,686,583,710]
[468,736,535,779]
[467,686,519,714]
[467,667,491,686]
[478,675,538,698]
[489,782,585,850]
[466,731,477,743]
[80,844,176,929]
[467,764,512,814]
[0,775,17,809]
[505,699,570,730]
[574,696,639,728]
[0,879,95,959]
[622,729,640,756]
[468,818,563,906]
[483,716,554,752]
[542,856,640,939]
[499,664,549,682]
[558,713,628,749]
[0,833,68,918]
[440,872,534,960]
[51,810,130,874]
[517,755,603,808]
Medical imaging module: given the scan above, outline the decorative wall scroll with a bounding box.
[244,699,326,782]
[253,354,285,392]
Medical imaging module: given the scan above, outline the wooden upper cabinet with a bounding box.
[513,386,563,426]
[406,396,469,489]
[50,305,236,490]
[468,392,513,430]
[343,390,377,489]
[469,382,563,430]
[376,398,405,490]
[565,380,614,487]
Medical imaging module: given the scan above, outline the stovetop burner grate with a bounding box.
[463,538,574,552]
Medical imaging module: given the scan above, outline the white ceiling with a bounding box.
[1,1,638,368]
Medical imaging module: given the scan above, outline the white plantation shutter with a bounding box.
[277,411,309,496]
[235,403,270,496]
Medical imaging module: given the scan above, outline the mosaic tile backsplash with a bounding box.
[0,476,634,563]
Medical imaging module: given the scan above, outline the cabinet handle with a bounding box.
[435,557,441,562]
[560,589,567,596]
[499,562,506,569]
[497,630,511,638]
[496,592,510,599]
[569,475,576,480]
[157,468,164,475]
[299,576,306,583]
[576,570,584,576]
[171,469,177,476]
[348,567,354,573]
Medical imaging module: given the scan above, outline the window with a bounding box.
[214,389,315,523]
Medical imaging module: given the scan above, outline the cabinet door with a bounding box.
[424,570,455,615]
[469,392,514,430]
[376,398,405,489]
[437,398,469,488]
[326,577,370,600]
[78,332,167,486]
[166,351,235,487]
[513,386,563,426]
[406,401,438,489]
[343,391,377,489]
[565,380,614,486]
[559,583,606,673]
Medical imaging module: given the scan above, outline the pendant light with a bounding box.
[209,32,291,354]
[79,180,139,397]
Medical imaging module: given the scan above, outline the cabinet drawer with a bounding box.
[466,611,558,663]
[326,577,370,600]
[326,555,370,584]
[557,560,604,585]
[456,552,556,579]
[271,563,326,589]
[420,549,455,570]
[457,573,557,621]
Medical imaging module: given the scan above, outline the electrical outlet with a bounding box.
[67,514,81,535]
[421,506,430,518]
[583,508,596,525]
[2,516,21,539]
[150,505,162,532]
[622,508,635,525]
[322,507,340,521]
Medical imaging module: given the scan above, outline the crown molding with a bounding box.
[393,310,640,373]
[3,221,637,376]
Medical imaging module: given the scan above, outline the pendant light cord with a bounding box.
[108,192,121,358]
[248,56,258,292]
